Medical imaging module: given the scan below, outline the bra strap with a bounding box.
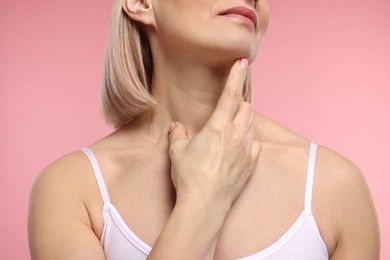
[304,142,318,210]
[82,148,111,205]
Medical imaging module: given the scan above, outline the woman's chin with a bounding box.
[208,46,259,65]
[206,39,260,62]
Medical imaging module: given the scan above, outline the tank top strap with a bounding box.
[304,142,318,210]
[81,148,111,205]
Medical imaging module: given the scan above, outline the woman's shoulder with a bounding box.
[252,110,361,173]
[29,151,107,259]
[252,111,380,255]
[30,150,97,212]
[252,111,310,151]
[252,110,373,215]
[34,150,91,188]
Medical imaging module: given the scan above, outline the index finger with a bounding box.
[207,58,248,127]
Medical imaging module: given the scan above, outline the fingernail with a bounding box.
[240,58,248,69]
[169,122,176,133]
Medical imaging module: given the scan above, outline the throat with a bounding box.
[139,60,235,140]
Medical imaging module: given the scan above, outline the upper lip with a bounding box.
[219,6,258,28]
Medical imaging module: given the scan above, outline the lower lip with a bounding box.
[221,14,255,28]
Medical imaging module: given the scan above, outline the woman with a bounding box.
[28,0,380,259]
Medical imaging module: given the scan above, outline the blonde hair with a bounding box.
[101,0,254,128]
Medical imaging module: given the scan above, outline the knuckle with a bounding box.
[254,140,262,149]
[252,142,262,158]
[242,102,254,116]
[232,133,245,147]
[240,101,252,110]
[208,124,224,135]
[168,144,178,157]
[225,86,243,102]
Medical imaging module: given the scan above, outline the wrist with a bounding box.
[175,193,231,224]
[149,194,228,259]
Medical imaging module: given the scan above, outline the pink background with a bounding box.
[1,0,389,258]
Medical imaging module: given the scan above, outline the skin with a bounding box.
[28,0,380,259]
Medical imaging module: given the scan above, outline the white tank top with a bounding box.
[82,142,329,259]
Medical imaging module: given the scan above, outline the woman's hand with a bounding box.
[168,58,262,213]
[147,59,261,259]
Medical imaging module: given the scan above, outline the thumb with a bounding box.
[168,122,189,145]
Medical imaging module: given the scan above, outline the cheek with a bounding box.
[154,2,199,33]
[154,4,212,47]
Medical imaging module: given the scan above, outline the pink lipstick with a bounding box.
[219,6,258,28]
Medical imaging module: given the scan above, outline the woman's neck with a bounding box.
[132,58,235,145]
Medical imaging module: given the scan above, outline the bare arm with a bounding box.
[28,153,106,260]
[320,148,381,259]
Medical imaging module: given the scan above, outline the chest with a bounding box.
[85,148,334,258]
